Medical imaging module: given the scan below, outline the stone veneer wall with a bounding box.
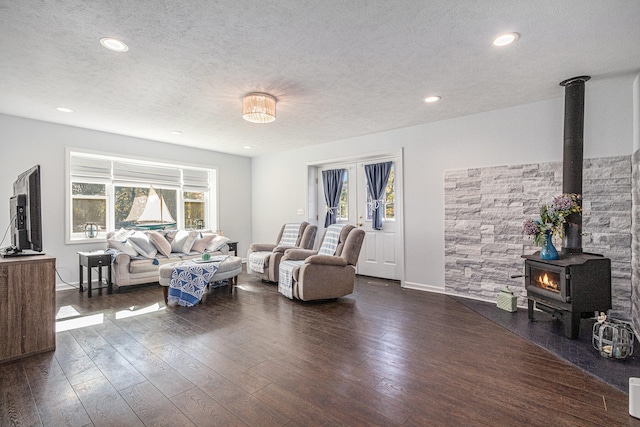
[444,155,632,320]
[632,150,640,333]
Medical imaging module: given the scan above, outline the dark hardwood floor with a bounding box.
[2,268,638,426]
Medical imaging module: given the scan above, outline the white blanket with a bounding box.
[278,260,305,299]
[278,224,345,299]
[248,250,271,274]
[278,223,301,247]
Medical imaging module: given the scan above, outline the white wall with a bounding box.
[634,73,640,151]
[252,74,637,290]
[0,114,252,285]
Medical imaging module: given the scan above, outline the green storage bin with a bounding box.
[497,287,517,312]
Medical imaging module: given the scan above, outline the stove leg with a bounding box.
[528,299,535,320]
[563,311,580,339]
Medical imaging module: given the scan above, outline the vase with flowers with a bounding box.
[522,194,582,260]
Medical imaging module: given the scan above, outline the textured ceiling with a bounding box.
[1,1,639,157]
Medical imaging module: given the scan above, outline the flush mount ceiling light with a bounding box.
[56,107,74,113]
[424,96,441,103]
[242,93,276,123]
[493,32,519,47]
[100,37,129,52]
[169,130,183,135]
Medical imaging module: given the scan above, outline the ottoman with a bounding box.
[159,256,243,304]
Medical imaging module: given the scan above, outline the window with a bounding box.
[71,183,107,233]
[68,151,215,242]
[337,171,349,221]
[184,191,206,229]
[114,186,178,229]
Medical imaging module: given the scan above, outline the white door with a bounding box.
[316,157,402,280]
[355,160,400,279]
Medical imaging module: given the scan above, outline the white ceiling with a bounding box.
[1,1,639,157]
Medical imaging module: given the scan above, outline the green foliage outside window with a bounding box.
[385,167,395,219]
[337,173,348,220]
[184,191,205,229]
[72,183,106,232]
[114,186,177,229]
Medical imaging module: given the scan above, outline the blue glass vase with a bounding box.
[540,231,559,260]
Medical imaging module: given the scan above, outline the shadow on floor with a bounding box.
[452,296,639,394]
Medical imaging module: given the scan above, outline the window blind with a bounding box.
[70,155,112,179]
[112,162,181,186]
[182,169,209,191]
[71,151,210,190]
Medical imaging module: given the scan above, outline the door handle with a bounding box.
[358,222,363,227]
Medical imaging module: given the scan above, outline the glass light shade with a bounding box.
[242,93,276,123]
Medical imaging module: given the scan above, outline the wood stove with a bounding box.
[524,253,611,338]
[524,75,612,339]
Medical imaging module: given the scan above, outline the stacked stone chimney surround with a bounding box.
[444,155,638,334]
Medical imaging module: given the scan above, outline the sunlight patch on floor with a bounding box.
[56,313,104,332]
[115,303,164,319]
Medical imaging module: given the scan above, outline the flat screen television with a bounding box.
[1,165,43,257]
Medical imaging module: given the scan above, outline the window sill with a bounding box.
[67,235,107,245]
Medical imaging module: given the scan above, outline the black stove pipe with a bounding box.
[559,75,590,254]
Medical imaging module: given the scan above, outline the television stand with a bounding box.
[0,255,56,363]
[0,247,44,258]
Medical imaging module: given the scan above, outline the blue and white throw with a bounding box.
[248,223,301,274]
[278,260,305,299]
[248,251,271,274]
[317,224,345,255]
[278,223,301,247]
[167,259,223,307]
[278,224,345,299]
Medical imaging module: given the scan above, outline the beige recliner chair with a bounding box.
[279,224,365,301]
[247,222,317,282]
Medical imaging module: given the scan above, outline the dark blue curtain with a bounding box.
[322,169,346,228]
[364,161,392,230]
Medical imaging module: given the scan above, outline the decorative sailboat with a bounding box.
[124,186,176,230]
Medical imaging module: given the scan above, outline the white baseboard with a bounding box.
[401,281,531,309]
[402,281,446,294]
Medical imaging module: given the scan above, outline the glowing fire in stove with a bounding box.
[536,273,559,292]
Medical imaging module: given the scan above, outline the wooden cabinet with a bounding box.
[0,255,56,363]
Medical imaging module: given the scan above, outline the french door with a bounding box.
[315,156,402,280]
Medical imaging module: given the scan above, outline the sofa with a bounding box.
[106,228,230,289]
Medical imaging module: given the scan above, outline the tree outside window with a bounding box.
[71,183,106,233]
[114,186,177,229]
[184,191,205,229]
[337,172,348,221]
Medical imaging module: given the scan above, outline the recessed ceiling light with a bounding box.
[243,145,252,149]
[424,96,441,103]
[169,130,182,135]
[56,107,74,113]
[493,32,519,47]
[100,37,129,52]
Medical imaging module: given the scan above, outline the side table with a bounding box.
[227,241,238,256]
[78,251,112,297]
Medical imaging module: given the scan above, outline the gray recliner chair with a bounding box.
[247,222,317,282]
[279,224,365,301]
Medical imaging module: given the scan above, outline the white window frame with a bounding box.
[66,148,217,244]
[70,180,111,239]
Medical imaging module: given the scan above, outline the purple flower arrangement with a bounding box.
[522,193,582,246]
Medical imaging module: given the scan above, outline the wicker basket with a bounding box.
[592,318,635,359]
